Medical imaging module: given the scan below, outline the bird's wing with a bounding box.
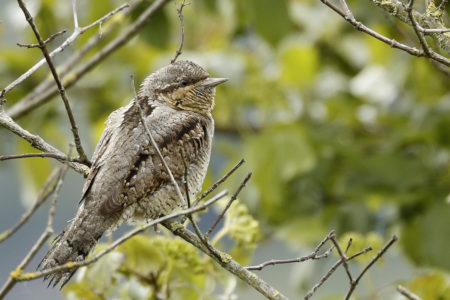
[88,105,212,215]
[79,105,129,203]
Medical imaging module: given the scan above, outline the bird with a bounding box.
[37,60,228,287]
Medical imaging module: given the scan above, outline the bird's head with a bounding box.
[141,60,227,114]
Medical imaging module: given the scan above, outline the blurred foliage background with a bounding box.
[1,0,449,299]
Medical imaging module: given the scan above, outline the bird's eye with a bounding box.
[181,78,188,86]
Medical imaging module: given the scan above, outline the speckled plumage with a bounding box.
[38,61,227,287]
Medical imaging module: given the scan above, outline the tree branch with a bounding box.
[246,231,335,271]
[165,222,288,300]
[7,0,173,119]
[17,0,91,165]
[319,0,450,67]
[9,191,227,282]
[171,0,189,63]
[1,2,130,98]
[0,107,89,175]
[397,285,422,300]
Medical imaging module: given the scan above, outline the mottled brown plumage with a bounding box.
[38,60,227,287]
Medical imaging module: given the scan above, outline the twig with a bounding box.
[1,2,130,98]
[171,0,190,64]
[0,152,84,163]
[8,0,172,119]
[397,285,422,300]
[130,75,186,206]
[406,0,432,57]
[165,221,288,300]
[304,245,372,300]
[329,234,353,282]
[17,0,90,166]
[0,168,61,243]
[418,27,450,34]
[0,152,71,299]
[246,231,335,271]
[9,191,227,282]
[344,235,398,299]
[0,108,89,175]
[319,0,450,67]
[205,172,252,236]
[17,30,67,48]
[192,158,245,207]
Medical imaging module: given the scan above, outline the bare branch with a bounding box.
[171,0,190,64]
[319,0,450,67]
[0,108,89,175]
[192,158,245,207]
[1,2,130,98]
[16,0,90,165]
[165,221,288,300]
[329,234,353,282]
[0,152,85,163]
[7,0,172,119]
[397,285,422,300]
[345,235,398,299]
[246,231,335,271]
[17,29,67,48]
[205,172,252,236]
[304,245,372,299]
[10,191,227,282]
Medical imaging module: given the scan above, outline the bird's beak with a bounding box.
[202,77,229,87]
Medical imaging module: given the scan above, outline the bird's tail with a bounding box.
[38,203,110,288]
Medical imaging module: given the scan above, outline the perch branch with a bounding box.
[9,191,227,282]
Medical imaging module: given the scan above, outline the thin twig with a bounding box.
[205,172,252,236]
[304,246,372,300]
[130,75,186,205]
[17,0,90,166]
[329,235,353,282]
[397,285,422,300]
[0,152,70,299]
[1,2,129,98]
[17,29,67,48]
[8,0,171,119]
[0,152,84,163]
[171,0,190,63]
[0,168,61,243]
[319,0,450,67]
[419,27,450,33]
[406,0,432,57]
[192,158,245,207]
[0,109,89,175]
[246,231,335,271]
[345,235,398,299]
[10,191,227,282]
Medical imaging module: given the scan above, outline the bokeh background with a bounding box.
[1,0,449,299]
